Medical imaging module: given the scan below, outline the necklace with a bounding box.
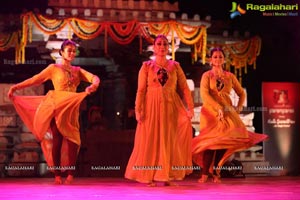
[211,70,225,91]
[66,70,73,88]
[61,65,74,89]
[153,60,169,86]
[157,67,168,86]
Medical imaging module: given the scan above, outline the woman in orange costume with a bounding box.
[192,47,268,183]
[7,40,100,184]
[125,35,194,186]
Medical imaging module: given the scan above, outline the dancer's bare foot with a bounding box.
[64,175,74,184]
[198,175,208,183]
[164,181,178,186]
[54,176,63,185]
[213,175,221,183]
[147,182,157,187]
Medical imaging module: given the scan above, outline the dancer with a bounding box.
[125,34,194,186]
[192,47,268,183]
[7,39,100,184]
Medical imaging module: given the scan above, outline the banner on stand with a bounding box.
[262,82,300,175]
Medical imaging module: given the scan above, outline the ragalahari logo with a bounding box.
[230,2,246,19]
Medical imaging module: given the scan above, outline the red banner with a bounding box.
[262,82,300,175]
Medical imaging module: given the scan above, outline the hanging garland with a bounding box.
[3,11,261,76]
[145,21,171,36]
[105,20,140,54]
[140,21,207,61]
[172,23,207,64]
[225,36,261,70]
[0,32,18,51]
[208,36,262,83]
[106,20,140,45]
[15,14,30,64]
[193,32,207,65]
[70,18,105,40]
[29,13,67,34]
[173,23,205,45]
[11,11,208,65]
[139,24,155,44]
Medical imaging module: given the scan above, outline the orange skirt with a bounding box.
[192,107,269,175]
[12,91,87,168]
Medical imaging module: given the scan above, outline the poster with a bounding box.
[262,82,300,175]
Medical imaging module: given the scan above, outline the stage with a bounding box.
[0,176,299,200]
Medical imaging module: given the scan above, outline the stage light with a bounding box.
[84,9,91,16]
[97,9,103,17]
[145,11,151,18]
[45,8,53,15]
[181,13,188,20]
[205,15,211,21]
[157,11,164,19]
[71,9,78,16]
[169,12,176,19]
[193,14,200,21]
[132,11,139,18]
[58,8,65,16]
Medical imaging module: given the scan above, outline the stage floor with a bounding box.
[0,176,299,200]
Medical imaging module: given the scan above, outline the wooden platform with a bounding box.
[0,176,299,200]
